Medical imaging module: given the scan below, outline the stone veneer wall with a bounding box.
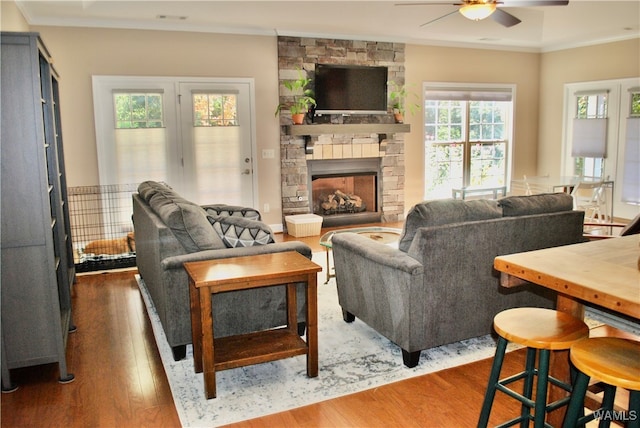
[277,36,407,223]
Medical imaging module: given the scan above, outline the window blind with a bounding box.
[571,118,608,158]
[424,87,512,102]
[622,117,640,204]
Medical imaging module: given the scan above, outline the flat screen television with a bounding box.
[314,64,388,115]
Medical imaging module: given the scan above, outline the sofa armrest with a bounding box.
[332,232,422,274]
[332,233,425,351]
[160,241,312,270]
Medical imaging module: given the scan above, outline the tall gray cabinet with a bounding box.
[1,32,76,391]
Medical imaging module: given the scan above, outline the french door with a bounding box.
[177,81,255,205]
[93,76,257,206]
[562,78,640,220]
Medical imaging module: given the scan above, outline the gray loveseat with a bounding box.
[132,181,312,360]
[332,193,585,367]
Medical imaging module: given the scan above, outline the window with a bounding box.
[193,92,238,127]
[623,88,640,205]
[114,92,164,129]
[631,91,640,117]
[572,91,608,178]
[424,85,513,200]
[112,90,168,186]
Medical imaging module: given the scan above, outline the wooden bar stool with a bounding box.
[478,307,590,428]
[563,337,640,428]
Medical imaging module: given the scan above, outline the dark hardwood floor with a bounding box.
[1,223,636,427]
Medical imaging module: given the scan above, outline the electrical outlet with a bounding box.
[263,203,270,213]
[262,149,275,159]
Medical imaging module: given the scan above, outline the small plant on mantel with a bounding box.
[388,81,420,124]
[275,67,316,125]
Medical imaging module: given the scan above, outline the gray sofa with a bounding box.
[332,193,586,368]
[132,181,312,360]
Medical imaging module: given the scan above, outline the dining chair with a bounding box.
[523,175,533,196]
[583,212,640,240]
[521,174,551,196]
[571,180,609,223]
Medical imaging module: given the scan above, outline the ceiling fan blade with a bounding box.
[491,8,522,27]
[420,10,459,27]
[500,1,568,6]
[395,2,461,6]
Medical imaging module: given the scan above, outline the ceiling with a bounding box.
[16,0,640,52]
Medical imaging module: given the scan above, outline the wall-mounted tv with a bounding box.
[314,64,388,115]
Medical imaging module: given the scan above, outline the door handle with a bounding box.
[242,169,251,175]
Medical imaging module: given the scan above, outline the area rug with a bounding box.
[136,253,601,427]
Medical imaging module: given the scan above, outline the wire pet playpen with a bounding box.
[68,184,138,272]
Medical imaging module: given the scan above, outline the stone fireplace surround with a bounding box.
[277,36,409,227]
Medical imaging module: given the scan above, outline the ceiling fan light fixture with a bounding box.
[459,3,497,21]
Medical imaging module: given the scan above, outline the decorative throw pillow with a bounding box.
[207,215,275,248]
[203,204,261,221]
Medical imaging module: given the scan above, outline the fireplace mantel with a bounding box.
[286,123,410,136]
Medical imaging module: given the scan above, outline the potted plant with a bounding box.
[275,67,316,125]
[388,81,420,124]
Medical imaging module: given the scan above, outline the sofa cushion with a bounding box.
[499,193,573,217]
[203,204,261,221]
[137,181,157,202]
[148,191,225,252]
[137,180,178,202]
[207,215,275,248]
[399,199,502,252]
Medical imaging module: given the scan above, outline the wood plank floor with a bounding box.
[2,224,636,427]
[1,271,181,428]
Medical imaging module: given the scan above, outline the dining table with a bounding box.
[511,175,615,220]
[511,175,613,194]
[494,234,640,424]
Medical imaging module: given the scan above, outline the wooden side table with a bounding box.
[184,251,322,399]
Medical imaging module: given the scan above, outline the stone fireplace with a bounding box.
[281,126,407,226]
[277,36,409,228]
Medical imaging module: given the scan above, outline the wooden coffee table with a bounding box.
[184,251,322,399]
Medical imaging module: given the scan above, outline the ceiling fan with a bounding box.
[396,0,569,28]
